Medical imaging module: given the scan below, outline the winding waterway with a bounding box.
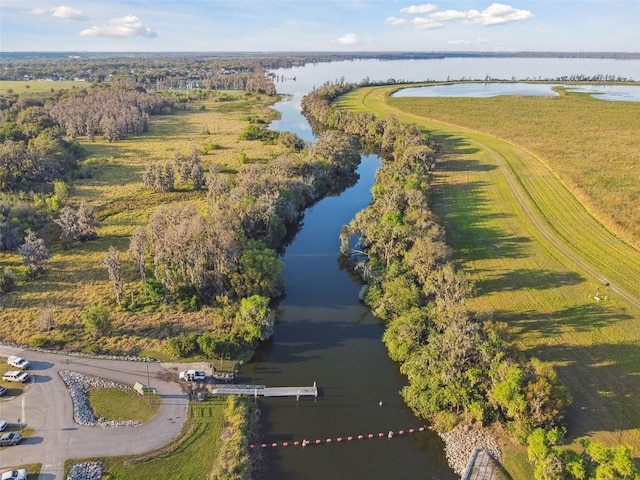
[246,57,640,480]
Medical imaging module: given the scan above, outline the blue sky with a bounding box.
[1,1,638,52]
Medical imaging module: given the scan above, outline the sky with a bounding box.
[1,1,638,53]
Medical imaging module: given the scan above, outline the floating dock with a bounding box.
[209,382,318,399]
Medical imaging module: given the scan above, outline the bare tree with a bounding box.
[104,246,123,304]
[191,161,205,190]
[38,303,55,331]
[77,203,100,241]
[55,206,81,249]
[128,227,148,285]
[18,229,50,278]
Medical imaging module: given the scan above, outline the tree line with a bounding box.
[0,92,81,191]
[49,88,173,141]
[301,81,639,479]
[106,117,360,360]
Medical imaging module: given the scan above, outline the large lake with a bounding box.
[249,56,639,480]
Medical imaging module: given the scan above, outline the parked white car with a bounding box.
[179,370,206,382]
[2,371,30,383]
[0,468,27,480]
[0,419,7,431]
[0,432,22,446]
[7,355,30,369]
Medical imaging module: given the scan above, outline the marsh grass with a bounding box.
[0,91,284,354]
[336,85,640,468]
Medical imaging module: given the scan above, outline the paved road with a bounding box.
[0,345,196,479]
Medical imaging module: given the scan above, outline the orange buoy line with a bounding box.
[249,426,428,449]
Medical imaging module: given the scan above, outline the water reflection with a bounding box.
[391,82,640,101]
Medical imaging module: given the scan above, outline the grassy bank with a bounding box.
[69,397,227,479]
[334,85,640,470]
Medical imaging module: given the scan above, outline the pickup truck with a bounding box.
[0,432,22,446]
[7,355,30,369]
[2,371,30,383]
[179,370,206,382]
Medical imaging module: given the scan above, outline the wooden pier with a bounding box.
[209,382,318,399]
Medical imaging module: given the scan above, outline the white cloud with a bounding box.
[79,15,157,38]
[465,3,533,26]
[400,4,438,15]
[385,16,409,26]
[429,9,469,22]
[391,2,533,30]
[51,5,89,21]
[28,5,88,20]
[336,33,360,45]
[412,17,443,29]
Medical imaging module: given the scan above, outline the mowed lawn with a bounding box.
[335,85,640,462]
[0,90,283,354]
[0,79,88,94]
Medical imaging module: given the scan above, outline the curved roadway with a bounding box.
[0,345,194,479]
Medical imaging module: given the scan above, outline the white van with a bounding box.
[179,370,206,382]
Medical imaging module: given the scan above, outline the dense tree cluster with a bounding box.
[173,146,205,190]
[168,294,276,360]
[0,95,81,191]
[124,119,362,359]
[527,427,640,480]
[130,127,360,306]
[54,203,100,248]
[49,89,173,141]
[304,82,571,445]
[2,52,637,86]
[142,161,176,193]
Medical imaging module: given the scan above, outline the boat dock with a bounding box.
[461,449,502,480]
[209,382,318,399]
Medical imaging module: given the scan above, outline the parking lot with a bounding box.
[0,346,193,479]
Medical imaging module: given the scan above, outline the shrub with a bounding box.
[0,267,16,294]
[28,335,51,349]
[82,304,113,339]
[168,332,202,358]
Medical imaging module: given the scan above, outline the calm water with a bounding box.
[249,57,640,480]
[392,82,561,98]
[391,82,640,101]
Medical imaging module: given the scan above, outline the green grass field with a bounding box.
[89,387,160,422]
[334,85,640,472]
[66,397,226,479]
[0,79,89,94]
